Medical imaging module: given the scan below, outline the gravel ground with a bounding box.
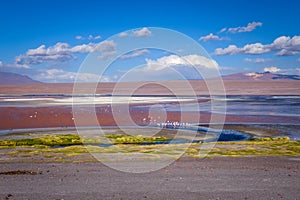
[0,156,299,200]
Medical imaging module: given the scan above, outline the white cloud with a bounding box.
[262,67,300,75]
[272,36,300,56]
[144,54,218,71]
[227,21,262,33]
[87,35,101,40]
[244,58,266,63]
[214,45,239,55]
[119,49,150,59]
[276,49,299,56]
[70,40,115,53]
[216,43,269,55]
[27,43,70,55]
[0,60,30,69]
[214,35,300,56]
[16,40,116,65]
[118,32,128,37]
[16,43,74,65]
[297,58,300,62]
[116,54,219,81]
[133,27,152,37]
[264,66,281,73]
[94,35,101,40]
[219,28,227,33]
[76,35,83,40]
[36,69,110,82]
[199,33,222,42]
[76,35,101,40]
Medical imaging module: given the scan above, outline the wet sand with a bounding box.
[0,157,299,199]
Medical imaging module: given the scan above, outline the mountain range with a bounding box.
[221,72,300,81]
[0,71,299,84]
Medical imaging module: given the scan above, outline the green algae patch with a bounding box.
[0,133,168,147]
[105,134,167,144]
[0,134,83,147]
[186,137,300,157]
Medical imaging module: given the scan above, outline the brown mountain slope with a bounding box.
[0,72,41,84]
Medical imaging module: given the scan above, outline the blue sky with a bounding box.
[0,0,299,82]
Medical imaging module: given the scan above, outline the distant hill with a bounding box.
[222,72,300,81]
[0,72,41,84]
[0,71,299,85]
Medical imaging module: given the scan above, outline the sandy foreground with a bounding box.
[0,157,299,199]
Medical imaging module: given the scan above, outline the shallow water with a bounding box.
[1,95,299,119]
[160,95,300,118]
[0,95,299,141]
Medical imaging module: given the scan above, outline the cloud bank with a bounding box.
[199,33,222,42]
[117,54,219,82]
[118,28,152,38]
[263,66,300,75]
[76,35,101,40]
[144,54,218,70]
[221,22,262,33]
[133,28,152,37]
[16,41,116,65]
[214,35,300,56]
[264,66,280,73]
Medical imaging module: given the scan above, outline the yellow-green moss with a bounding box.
[1,134,299,162]
[105,134,167,144]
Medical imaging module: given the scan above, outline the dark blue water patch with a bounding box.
[191,126,251,142]
[217,130,251,141]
